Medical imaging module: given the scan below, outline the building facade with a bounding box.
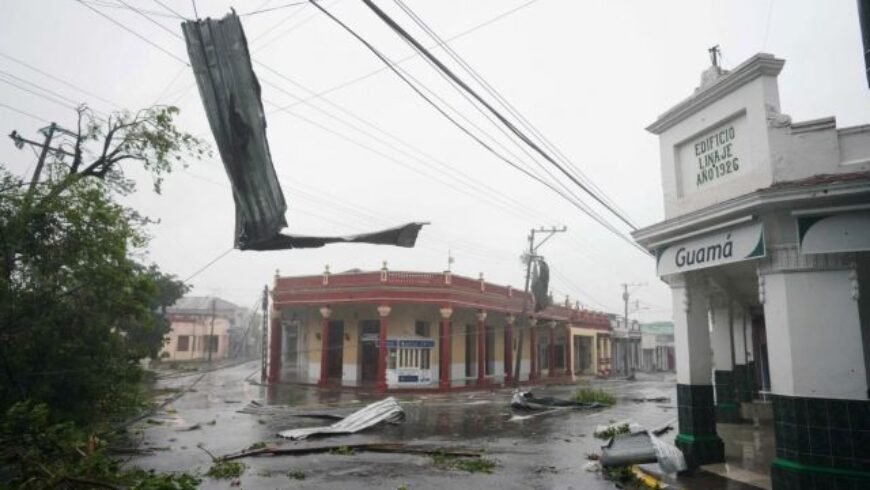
[639,322,675,372]
[268,266,612,391]
[160,296,238,361]
[610,316,642,376]
[633,53,870,488]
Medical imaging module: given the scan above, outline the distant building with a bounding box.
[267,266,613,391]
[160,296,239,361]
[639,322,674,372]
[609,315,641,376]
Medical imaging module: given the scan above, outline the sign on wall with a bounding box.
[678,115,748,195]
[798,211,870,254]
[656,221,765,276]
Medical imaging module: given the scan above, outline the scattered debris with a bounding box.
[631,396,671,403]
[510,390,604,411]
[585,452,600,461]
[277,397,405,440]
[179,423,202,432]
[573,388,616,406]
[594,422,635,440]
[206,461,246,479]
[220,443,481,462]
[329,445,356,456]
[287,470,306,480]
[583,461,601,472]
[599,429,686,474]
[534,465,558,474]
[431,452,497,474]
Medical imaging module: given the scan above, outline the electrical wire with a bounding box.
[183,247,234,282]
[358,0,637,232]
[151,0,188,19]
[116,0,184,40]
[277,0,541,110]
[75,0,190,65]
[308,0,646,254]
[240,1,310,17]
[0,101,49,123]
[393,0,637,229]
[0,51,122,109]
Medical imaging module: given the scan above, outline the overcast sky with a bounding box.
[2,0,868,320]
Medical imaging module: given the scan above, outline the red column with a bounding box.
[548,321,556,378]
[376,305,391,393]
[317,306,331,386]
[529,317,538,381]
[439,306,453,391]
[267,314,282,383]
[565,326,572,377]
[504,314,515,385]
[476,310,487,386]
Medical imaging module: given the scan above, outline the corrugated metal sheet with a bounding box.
[278,397,405,440]
[182,13,425,250]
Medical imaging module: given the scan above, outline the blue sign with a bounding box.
[398,375,419,383]
[386,339,435,349]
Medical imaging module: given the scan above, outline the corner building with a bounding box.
[633,53,870,488]
[267,266,612,392]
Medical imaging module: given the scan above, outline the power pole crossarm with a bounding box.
[512,225,567,386]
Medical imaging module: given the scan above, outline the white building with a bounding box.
[633,53,870,488]
[639,322,674,372]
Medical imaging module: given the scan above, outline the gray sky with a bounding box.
[2,0,868,320]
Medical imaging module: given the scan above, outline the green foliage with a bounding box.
[206,461,245,479]
[0,402,200,489]
[594,423,631,440]
[430,452,496,474]
[328,445,356,456]
[0,104,205,486]
[287,469,306,480]
[573,388,616,406]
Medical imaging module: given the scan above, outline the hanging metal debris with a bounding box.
[182,13,426,250]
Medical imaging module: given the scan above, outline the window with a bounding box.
[420,349,430,370]
[388,348,397,369]
[204,335,219,352]
[177,335,190,352]
[415,321,430,337]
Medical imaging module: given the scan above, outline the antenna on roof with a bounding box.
[447,249,454,272]
[709,45,721,68]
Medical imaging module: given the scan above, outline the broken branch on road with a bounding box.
[219,443,483,462]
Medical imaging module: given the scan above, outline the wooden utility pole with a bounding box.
[260,285,268,383]
[620,282,645,376]
[28,123,57,194]
[512,226,567,386]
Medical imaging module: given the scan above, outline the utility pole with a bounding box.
[207,298,216,363]
[512,225,567,386]
[260,285,269,383]
[28,123,57,194]
[621,282,645,376]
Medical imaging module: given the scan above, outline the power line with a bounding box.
[393,0,637,229]
[0,101,49,123]
[240,1,310,17]
[308,0,646,254]
[270,0,541,111]
[150,0,188,19]
[0,76,78,111]
[81,0,181,19]
[251,0,338,51]
[183,247,234,282]
[75,0,190,65]
[358,0,638,232]
[116,0,184,40]
[0,50,122,109]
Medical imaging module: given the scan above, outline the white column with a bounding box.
[761,248,867,399]
[671,273,712,385]
[731,302,747,365]
[710,297,733,371]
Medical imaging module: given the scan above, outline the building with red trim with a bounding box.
[268,265,612,391]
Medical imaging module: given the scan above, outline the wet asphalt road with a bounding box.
[126,361,682,489]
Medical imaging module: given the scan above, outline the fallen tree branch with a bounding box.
[55,476,122,490]
[220,443,482,462]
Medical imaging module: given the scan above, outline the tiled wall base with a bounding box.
[714,370,741,423]
[734,362,756,403]
[771,458,870,490]
[677,384,725,468]
[770,394,870,490]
